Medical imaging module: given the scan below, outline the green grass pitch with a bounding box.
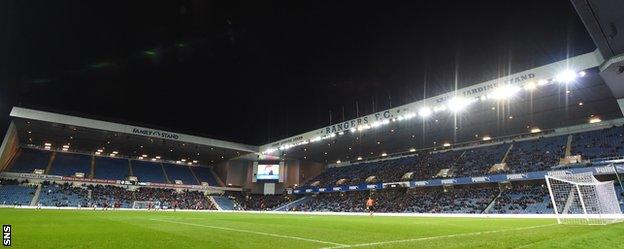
[1,208,623,248]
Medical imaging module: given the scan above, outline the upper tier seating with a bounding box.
[571,126,624,160]
[505,136,567,173]
[192,167,221,186]
[452,143,510,177]
[131,160,166,183]
[94,157,129,180]
[48,153,92,176]
[163,163,198,185]
[8,148,51,173]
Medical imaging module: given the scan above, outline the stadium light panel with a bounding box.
[141,154,147,157]
[138,156,144,160]
[482,136,491,141]
[95,151,101,155]
[409,148,416,152]
[589,117,602,123]
[578,71,586,77]
[523,81,537,91]
[447,97,471,113]
[554,70,577,83]
[443,142,451,147]
[62,148,68,151]
[537,79,549,85]
[336,160,341,164]
[530,127,541,133]
[418,107,432,118]
[491,85,521,100]
[381,153,387,157]
[357,156,362,160]
[44,142,52,146]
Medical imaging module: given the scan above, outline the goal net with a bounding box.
[132,201,161,210]
[545,172,623,225]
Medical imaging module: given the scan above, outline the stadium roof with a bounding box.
[259,50,624,164]
[9,107,258,166]
[7,49,623,166]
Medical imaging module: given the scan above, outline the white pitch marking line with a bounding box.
[150,218,348,247]
[319,224,557,249]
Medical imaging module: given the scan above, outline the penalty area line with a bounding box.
[319,223,557,249]
[150,218,348,247]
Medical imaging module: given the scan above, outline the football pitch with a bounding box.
[1,209,623,248]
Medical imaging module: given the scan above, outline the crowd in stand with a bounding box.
[291,187,499,213]
[571,126,624,160]
[490,185,552,214]
[230,192,293,210]
[305,127,624,189]
[37,181,214,210]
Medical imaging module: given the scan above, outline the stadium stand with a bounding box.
[231,192,292,211]
[7,148,51,173]
[489,185,552,214]
[94,157,130,180]
[571,126,624,160]
[192,167,221,186]
[291,187,498,213]
[0,179,35,206]
[48,152,92,176]
[451,143,510,177]
[505,136,567,173]
[211,195,239,210]
[39,182,89,207]
[163,163,198,185]
[131,160,166,183]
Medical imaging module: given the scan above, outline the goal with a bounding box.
[545,172,623,225]
[132,201,161,210]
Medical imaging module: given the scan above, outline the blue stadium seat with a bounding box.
[94,157,129,180]
[131,160,166,183]
[506,136,567,173]
[8,148,52,173]
[0,185,35,205]
[193,167,221,186]
[49,152,92,176]
[571,126,624,160]
[163,164,198,185]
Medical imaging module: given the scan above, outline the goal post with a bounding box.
[132,201,161,210]
[545,172,623,225]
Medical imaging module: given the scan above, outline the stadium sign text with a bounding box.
[132,128,180,140]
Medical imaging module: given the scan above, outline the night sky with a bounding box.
[0,0,595,145]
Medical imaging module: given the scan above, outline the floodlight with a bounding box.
[447,97,471,113]
[554,70,577,83]
[491,85,521,100]
[523,81,537,91]
[418,107,432,118]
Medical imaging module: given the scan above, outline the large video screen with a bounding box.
[256,164,279,180]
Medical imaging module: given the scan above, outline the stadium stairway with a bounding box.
[29,184,42,206]
[211,196,238,210]
[500,144,514,163]
[483,190,503,214]
[210,168,225,187]
[44,151,57,174]
[273,196,310,211]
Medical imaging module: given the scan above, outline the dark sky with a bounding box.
[0,0,595,145]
